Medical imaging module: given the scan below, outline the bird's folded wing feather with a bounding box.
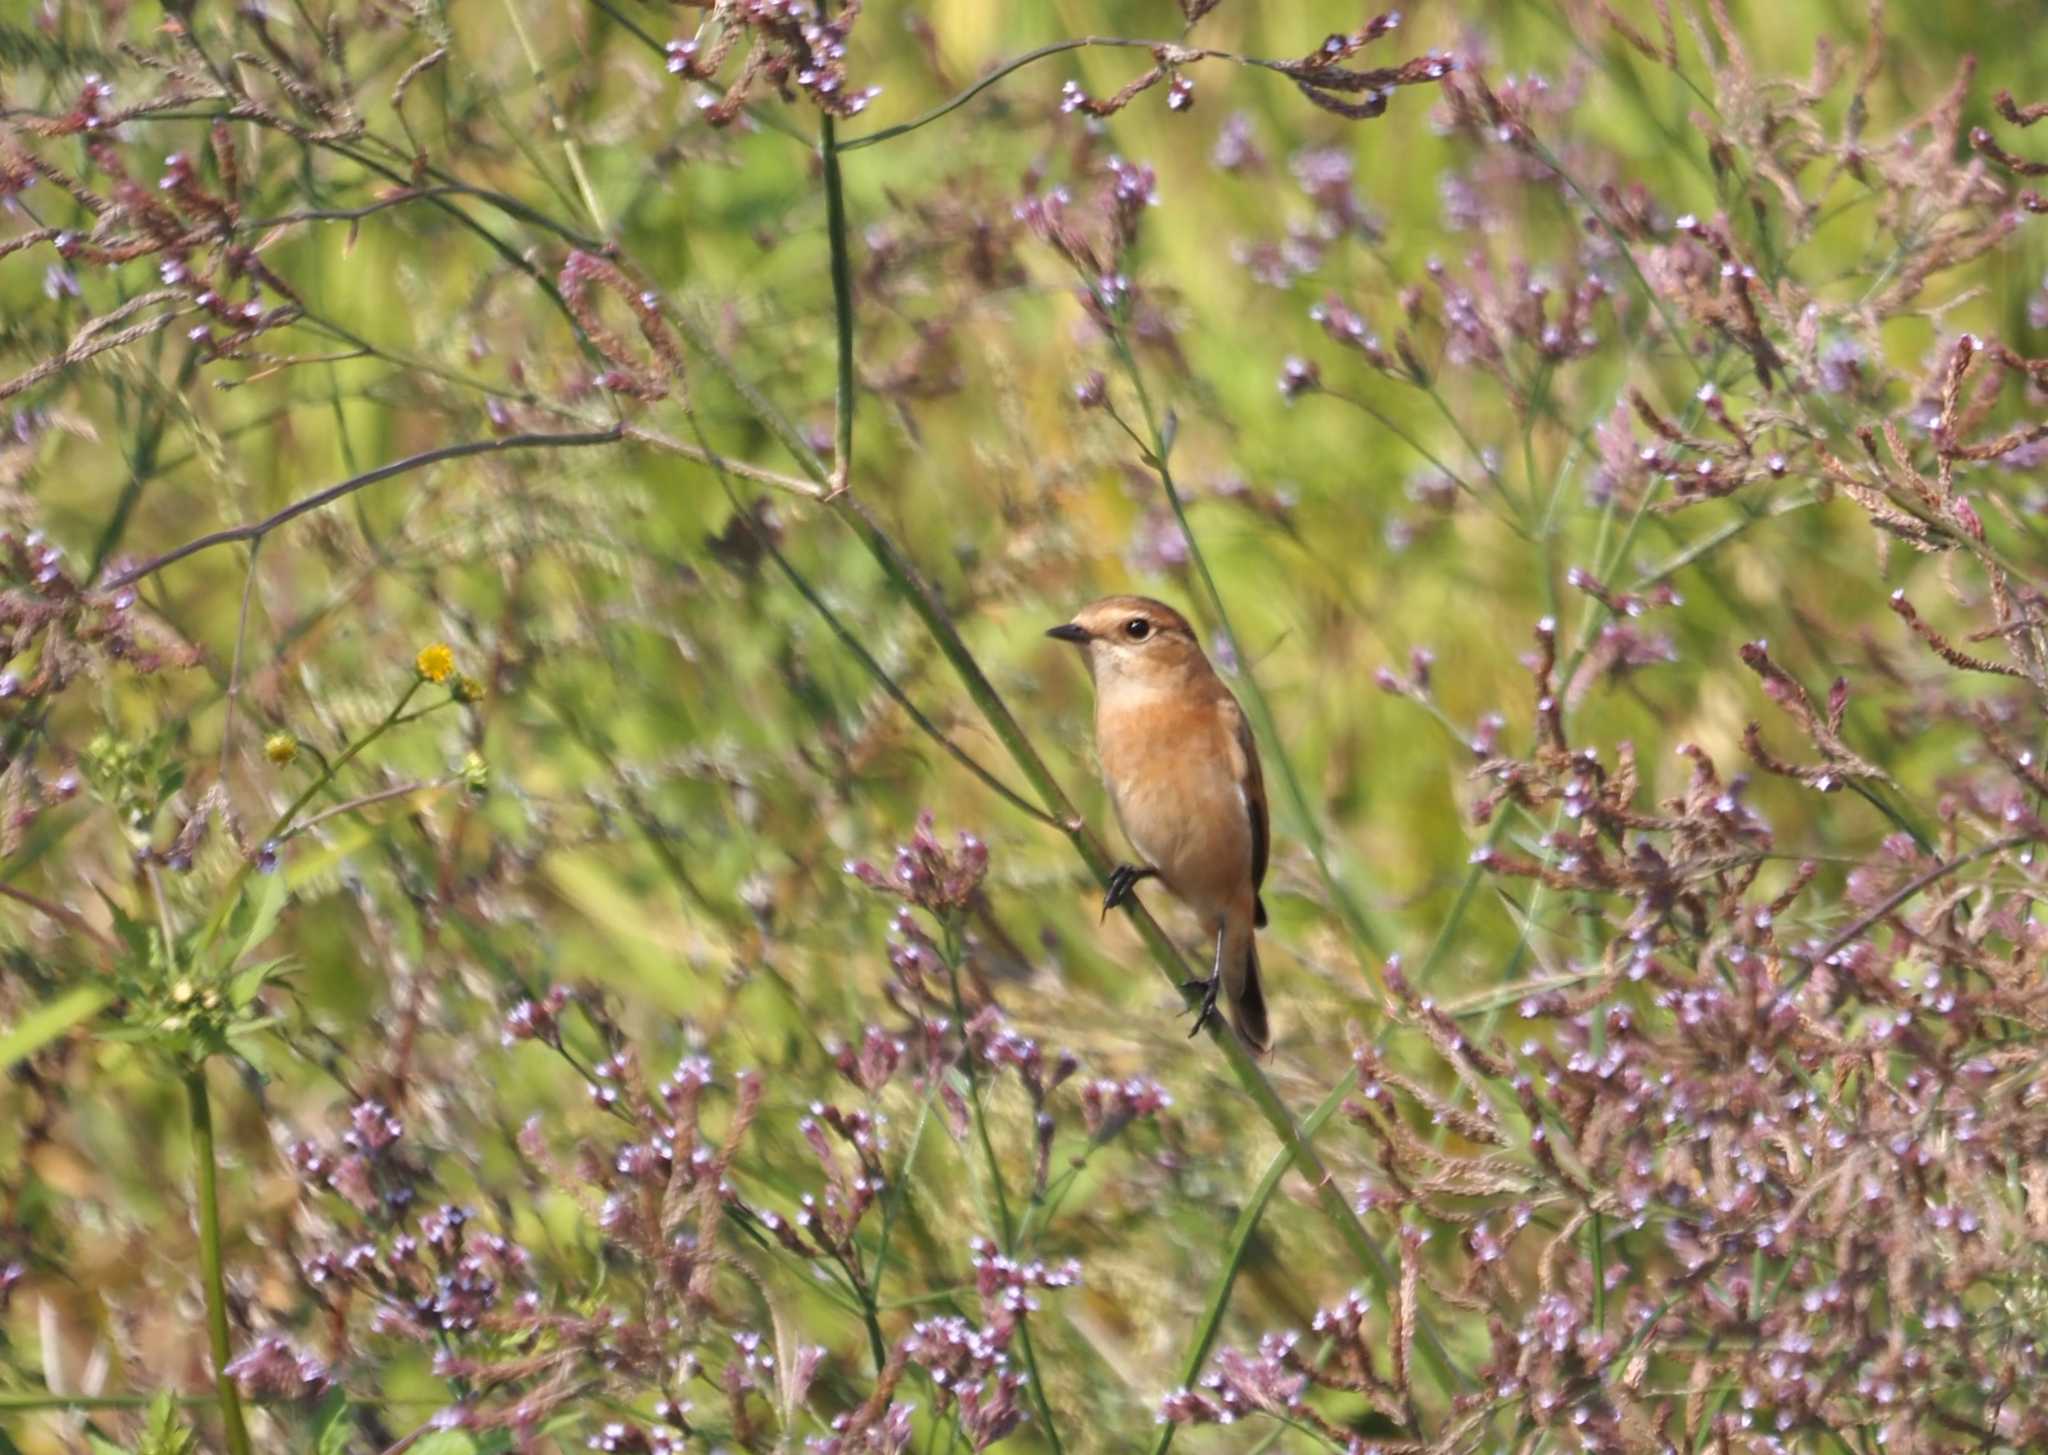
[1221,692,1269,905]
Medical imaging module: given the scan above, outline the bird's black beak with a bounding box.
[1045,623,1090,645]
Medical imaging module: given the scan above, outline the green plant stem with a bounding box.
[1148,1085,1393,1455]
[675,75,1467,1398]
[704,459,1058,828]
[870,1088,936,1294]
[501,0,607,234]
[197,680,433,951]
[848,1257,891,1378]
[1103,335,1385,964]
[186,1067,253,1455]
[832,471,1463,1379]
[841,38,1155,150]
[1323,388,1519,533]
[821,112,856,489]
[941,937,1065,1455]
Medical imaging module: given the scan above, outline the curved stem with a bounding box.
[100,429,624,591]
[186,1067,253,1455]
[840,37,1165,151]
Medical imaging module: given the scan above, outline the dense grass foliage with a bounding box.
[3,1,2048,1451]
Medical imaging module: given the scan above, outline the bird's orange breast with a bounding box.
[1096,691,1254,923]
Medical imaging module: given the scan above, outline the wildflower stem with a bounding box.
[1104,325,1388,961]
[218,536,261,785]
[0,882,118,956]
[839,31,1425,153]
[941,933,1065,1455]
[100,428,627,591]
[677,127,1466,1397]
[699,432,1060,828]
[841,38,1166,151]
[1148,1085,1388,1455]
[266,681,425,844]
[870,1086,937,1295]
[848,1257,892,1379]
[278,778,451,840]
[1321,388,1522,535]
[195,680,430,954]
[1521,136,1708,388]
[821,111,856,491]
[185,1066,253,1455]
[1778,831,2033,1001]
[1417,379,1524,520]
[1590,1212,1606,1332]
[622,424,825,498]
[500,0,608,234]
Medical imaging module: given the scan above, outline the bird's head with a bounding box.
[1046,595,1207,689]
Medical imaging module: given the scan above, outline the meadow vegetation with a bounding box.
[3,0,2048,1451]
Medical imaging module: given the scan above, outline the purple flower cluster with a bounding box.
[845,810,990,915]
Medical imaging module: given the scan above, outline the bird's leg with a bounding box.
[1181,926,1225,1038]
[1101,863,1158,921]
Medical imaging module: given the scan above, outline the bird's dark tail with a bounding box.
[1224,925,1270,1055]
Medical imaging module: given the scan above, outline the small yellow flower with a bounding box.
[453,674,486,704]
[416,642,456,684]
[264,732,298,766]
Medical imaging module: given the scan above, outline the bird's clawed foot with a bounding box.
[1101,863,1158,921]
[1180,976,1222,1038]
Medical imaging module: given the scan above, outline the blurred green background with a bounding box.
[2,0,2047,1448]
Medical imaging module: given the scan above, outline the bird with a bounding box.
[1046,595,1271,1053]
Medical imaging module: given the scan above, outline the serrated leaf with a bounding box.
[135,1393,199,1455]
[0,983,113,1066]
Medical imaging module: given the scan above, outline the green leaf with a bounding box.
[0,983,113,1067]
[226,871,289,972]
[312,1389,352,1455]
[228,957,290,1010]
[407,1432,478,1455]
[95,887,153,964]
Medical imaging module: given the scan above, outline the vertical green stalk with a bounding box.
[1146,1085,1402,1455]
[942,929,1065,1455]
[1103,330,1385,962]
[820,112,856,490]
[186,1067,253,1455]
[696,59,1467,1398]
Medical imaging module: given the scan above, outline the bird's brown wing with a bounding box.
[1222,691,1270,927]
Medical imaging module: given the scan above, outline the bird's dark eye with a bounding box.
[1124,618,1151,640]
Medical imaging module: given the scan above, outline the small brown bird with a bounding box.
[1047,595,1271,1052]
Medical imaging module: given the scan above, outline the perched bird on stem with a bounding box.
[1047,595,1271,1053]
